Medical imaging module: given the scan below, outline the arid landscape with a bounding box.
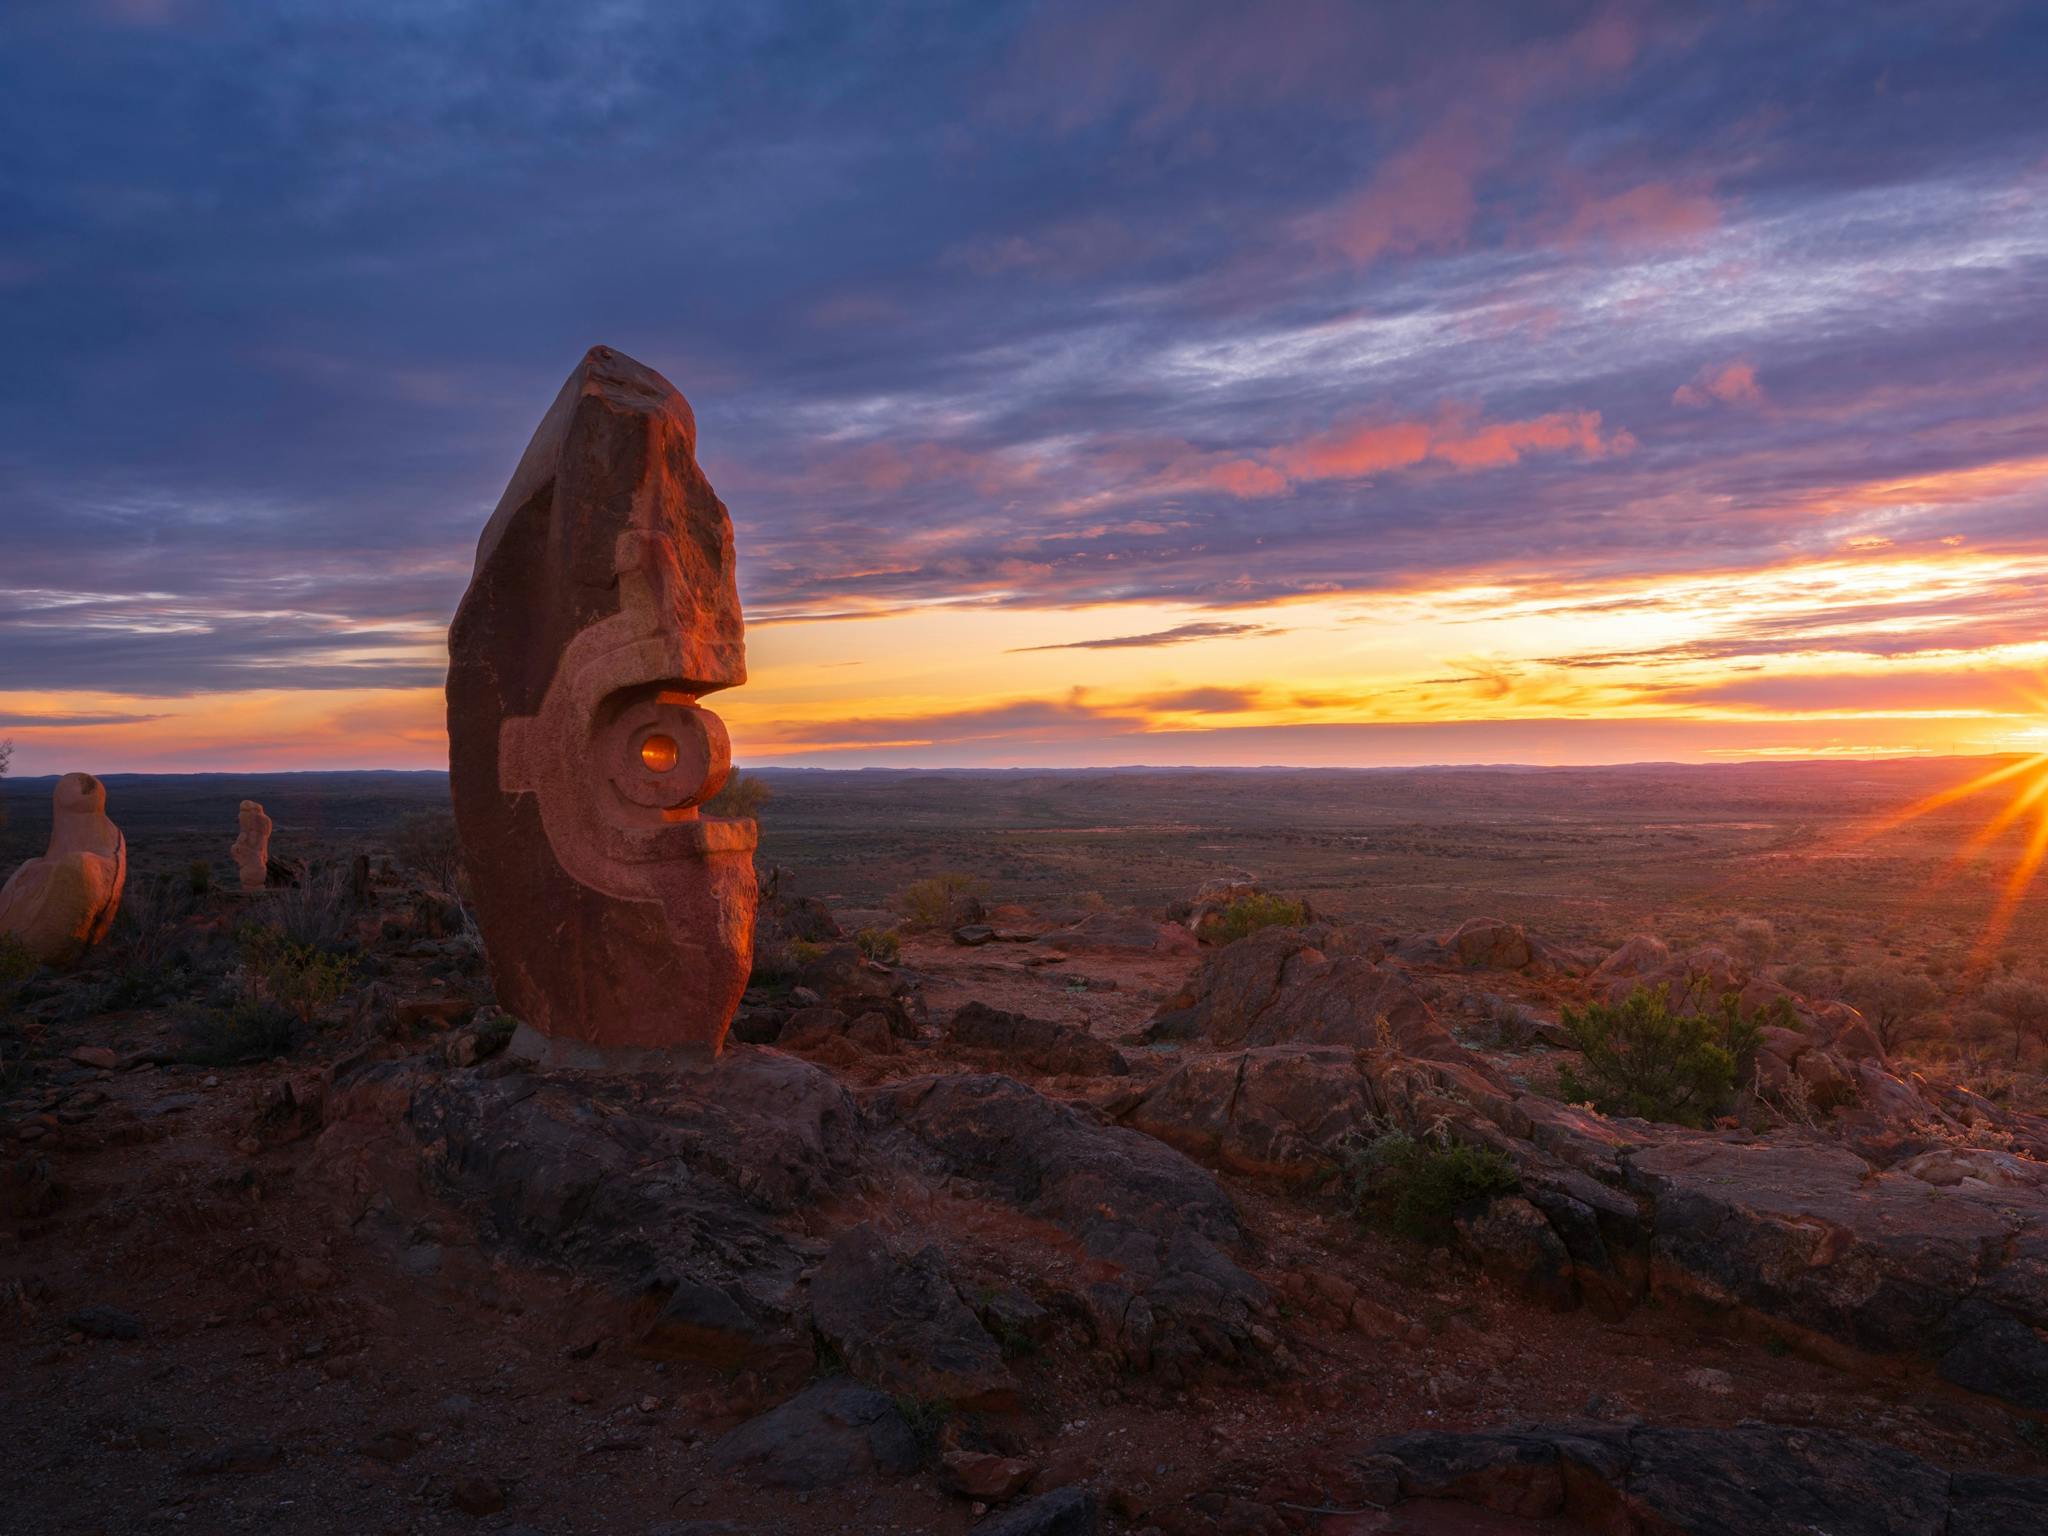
[5,760,2048,1534]
[10,6,2048,1533]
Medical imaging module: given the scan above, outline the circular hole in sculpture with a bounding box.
[639,733,680,773]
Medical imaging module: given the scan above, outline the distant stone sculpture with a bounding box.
[0,773,128,964]
[446,345,757,1059]
[232,800,273,890]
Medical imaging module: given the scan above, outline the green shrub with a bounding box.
[854,926,901,964]
[1347,1130,1520,1243]
[239,926,354,1028]
[705,771,770,821]
[187,859,213,896]
[0,933,36,1004]
[1198,892,1308,946]
[750,937,825,988]
[174,998,298,1065]
[1555,983,1763,1126]
[895,873,985,931]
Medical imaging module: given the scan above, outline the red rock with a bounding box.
[446,346,757,1056]
[941,1449,1036,1501]
[1444,917,1534,970]
[0,773,126,964]
[68,1046,119,1070]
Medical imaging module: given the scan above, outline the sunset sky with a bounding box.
[4,1,2047,773]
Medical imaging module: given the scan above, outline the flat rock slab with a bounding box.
[709,1380,919,1490]
[327,1053,1275,1392]
[1626,1137,2048,1406]
[1356,1423,2048,1536]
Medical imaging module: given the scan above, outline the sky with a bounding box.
[3,0,2047,773]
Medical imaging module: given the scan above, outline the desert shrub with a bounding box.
[705,771,770,821]
[1841,964,1940,1053]
[1556,983,1762,1127]
[1346,1130,1520,1243]
[0,932,35,1006]
[1198,892,1308,946]
[750,937,825,987]
[392,808,463,894]
[173,998,298,1066]
[1982,976,2048,1065]
[261,866,353,952]
[895,873,986,931]
[1729,916,1776,969]
[854,926,901,964]
[100,872,197,1007]
[240,927,354,1029]
[187,859,213,896]
[893,1396,951,1460]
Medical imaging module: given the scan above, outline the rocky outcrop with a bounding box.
[1626,1136,2048,1408]
[1145,927,1440,1053]
[321,1052,1274,1391]
[866,1073,1271,1381]
[1329,1422,2048,1536]
[946,1001,1129,1077]
[1118,1022,2048,1411]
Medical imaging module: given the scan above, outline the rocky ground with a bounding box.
[4,861,2048,1535]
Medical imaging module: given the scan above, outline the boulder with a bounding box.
[1444,917,1534,970]
[1594,934,1670,978]
[709,1380,920,1489]
[1124,1045,1376,1180]
[946,1001,1129,1077]
[1146,926,1443,1054]
[0,773,126,964]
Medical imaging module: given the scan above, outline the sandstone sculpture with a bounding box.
[0,772,127,964]
[446,345,756,1059]
[231,799,272,890]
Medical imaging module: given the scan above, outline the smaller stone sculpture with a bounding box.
[0,773,128,964]
[232,800,273,891]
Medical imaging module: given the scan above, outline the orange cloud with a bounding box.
[1552,180,1719,248]
[1275,406,1626,481]
[1675,359,1763,408]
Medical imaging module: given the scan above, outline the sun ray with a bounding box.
[1969,795,2048,971]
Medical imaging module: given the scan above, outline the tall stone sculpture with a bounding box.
[0,773,127,964]
[232,799,273,891]
[447,345,757,1061]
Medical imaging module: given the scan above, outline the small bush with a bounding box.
[1198,892,1308,946]
[240,927,354,1028]
[262,866,353,952]
[895,873,985,931]
[174,999,298,1065]
[1556,983,1762,1126]
[893,1396,952,1460]
[705,771,770,821]
[187,859,213,897]
[0,933,36,1004]
[750,937,825,988]
[854,926,900,964]
[392,808,463,894]
[1347,1130,1520,1243]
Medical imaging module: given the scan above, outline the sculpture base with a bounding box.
[505,1020,720,1073]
